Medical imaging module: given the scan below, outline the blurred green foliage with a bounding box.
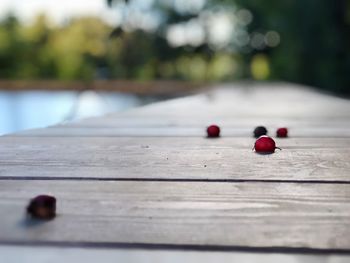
[0,15,111,81]
[0,0,349,94]
[234,0,350,94]
[0,13,242,82]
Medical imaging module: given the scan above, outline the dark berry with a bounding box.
[27,195,56,220]
[253,126,267,138]
[253,135,281,154]
[207,125,220,138]
[276,127,288,138]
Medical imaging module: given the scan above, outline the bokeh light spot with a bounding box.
[250,32,265,50]
[251,54,270,80]
[265,31,280,47]
[236,9,253,25]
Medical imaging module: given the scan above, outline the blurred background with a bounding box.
[0,0,349,134]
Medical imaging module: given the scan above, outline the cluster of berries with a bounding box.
[206,124,288,154]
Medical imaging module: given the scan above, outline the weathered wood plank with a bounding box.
[110,83,350,119]
[61,116,350,129]
[0,180,350,250]
[0,83,349,254]
[10,126,350,137]
[0,137,349,181]
[1,245,350,263]
[6,83,350,137]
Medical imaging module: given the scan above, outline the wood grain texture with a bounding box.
[0,180,350,250]
[1,82,350,254]
[0,137,349,181]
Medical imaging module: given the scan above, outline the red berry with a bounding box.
[276,127,288,138]
[207,124,220,138]
[253,135,281,154]
[27,195,56,220]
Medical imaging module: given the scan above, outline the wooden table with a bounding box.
[1,82,350,262]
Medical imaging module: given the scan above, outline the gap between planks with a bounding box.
[1,176,350,185]
[1,240,350,255]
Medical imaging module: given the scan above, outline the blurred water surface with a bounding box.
[0,90,160,135]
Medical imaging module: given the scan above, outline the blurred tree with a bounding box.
[49,17,110,81]
[0,14,23,78]
[19,14,55,79]
[106,0,349,94]
[0,0,348,95]
[231,0,350,94]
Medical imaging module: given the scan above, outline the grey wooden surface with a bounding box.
[0,137,349,181]
[1,180,350,249]
[1,82,350,261]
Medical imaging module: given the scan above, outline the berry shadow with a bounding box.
[254,152,274,155]
[18,215,55,229]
